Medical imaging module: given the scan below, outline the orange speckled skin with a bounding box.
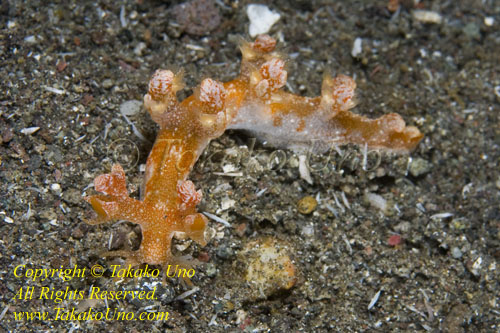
[85,35,423,273]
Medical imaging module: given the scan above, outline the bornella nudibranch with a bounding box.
[84,34,423,275]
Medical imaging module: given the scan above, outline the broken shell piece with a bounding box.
[247,4,281,38]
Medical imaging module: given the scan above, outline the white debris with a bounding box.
[256,188,267,197]
[484,17,494,27]
[340,191,350,210]
[301,224,315,237]
[235,309,247,324]
[208,314,217,326]
[412,10,443,24]
[175,287,200,300]
[50,183,61,194]
[212,171,243,177]
[325,203,338,218]
[24,35,37,43]
[430,212,453,219]
[222,164,237,173]
[351,37,362,58]
[120,110,148,142]
[342,234,352,255]
[494,86,500,98]
[368,289,382,310]
[462,182,473,198]
[221,198,236,211]
[203,211,231,227]
[333,192,345,213]
[120,5,127,28]
[175,240,192,252]
[108,234,113,250]
[185,44,205,51]
[0,305,10,321]
[44,86,66,95]
[469,257,482,277]
[416,202,426,213]
[134,42,147,56]
[247,4,281,38]
[298,154,313,185]
[361,143,368,170]
[120,100,142,116]
[20,127,40,135]
[365,192,387,212]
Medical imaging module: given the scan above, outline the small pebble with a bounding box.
[133,42,147,56]
[297,196,317,214]
[409,157,431,177]
[102,79,113,89]
[50,183,61,195]
[301,224,315,237]
[239,237,296,300]
[462,22,480,40]
[205,263,217,277]
[221,197,236,211]
[451,247,463,259]
[56,61,67,72]
[365,192,387,213]
[484,17,494,27]
[216,245,234,259]
[24,35,37,43]
[388,234,402,246]
[172,0,221,36]
[71,226,84,239]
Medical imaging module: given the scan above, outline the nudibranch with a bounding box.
[85,35,422,275]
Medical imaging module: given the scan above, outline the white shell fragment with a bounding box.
[247,4,281,38]
[120,100,143,116]
[368,289,382,310]
[298,154,313,185]
[412,10,443,24]
[365,192,387,212]
[20,127,40,135]
[3,216,14,224]
[430,212,453,219]
[43,86,66,95]
[351,37,362,58]
[221,197,236,211]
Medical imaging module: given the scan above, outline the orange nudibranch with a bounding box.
[84,34,423,273]
[224,35,423,153]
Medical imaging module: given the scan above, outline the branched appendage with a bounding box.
[85,163,208,283]
[228,34,423,152]
[85,69,227,282]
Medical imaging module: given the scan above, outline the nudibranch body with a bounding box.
[85,35,423,274]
